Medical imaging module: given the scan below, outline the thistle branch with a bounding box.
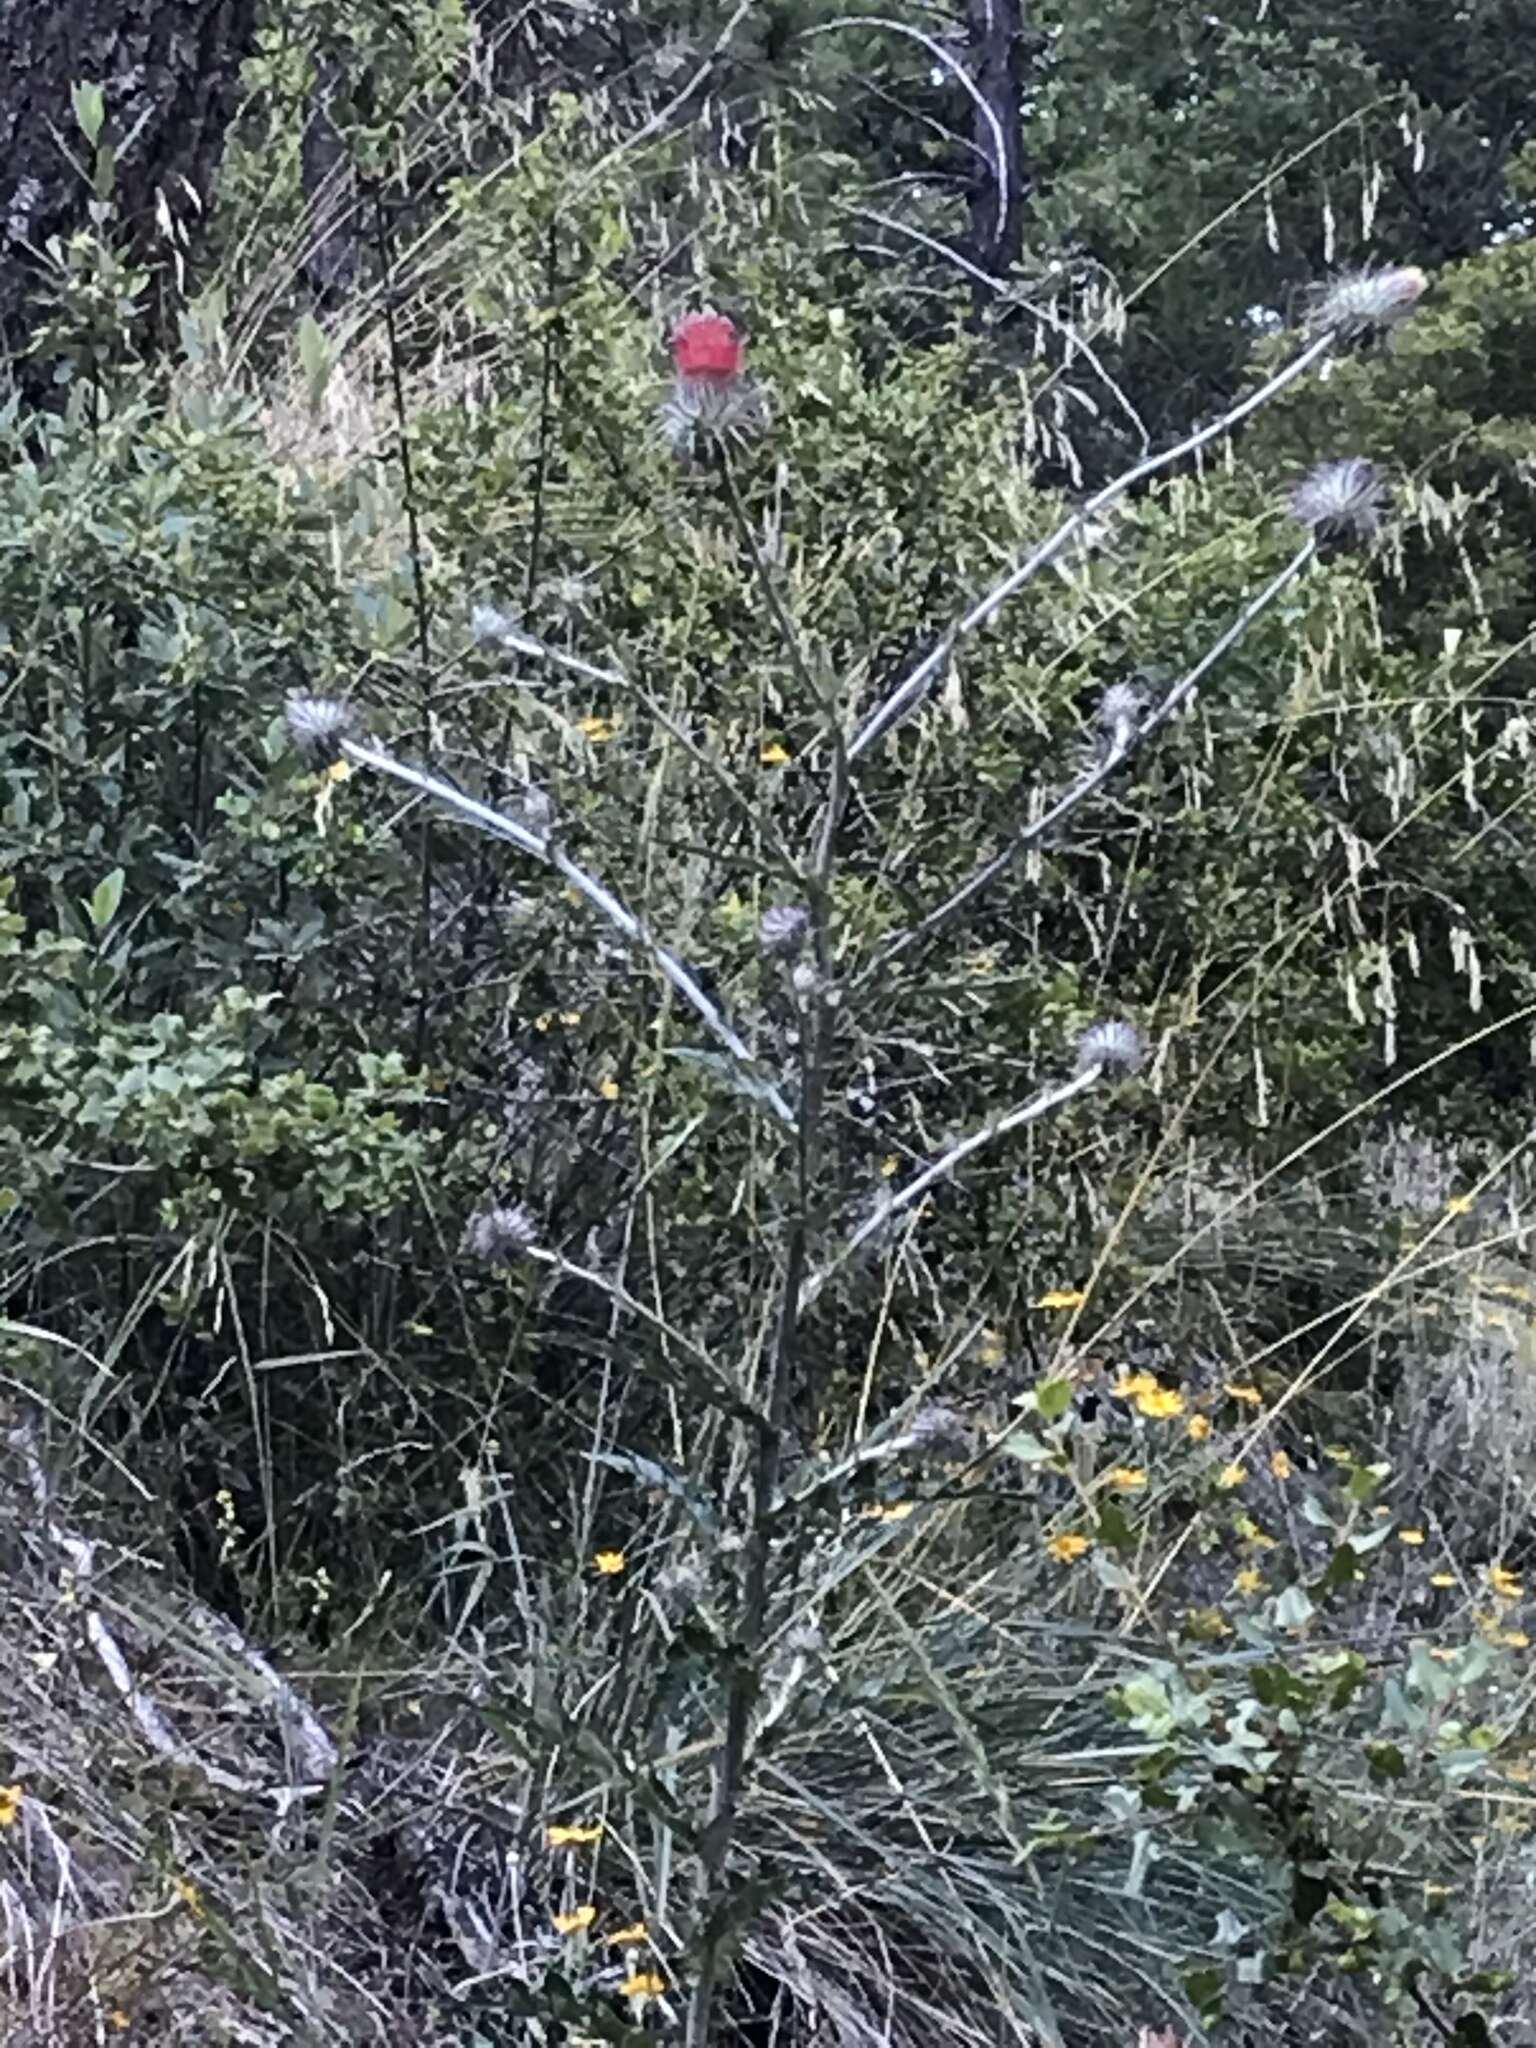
[846,330,1335,761]
[880,538,1318,961]
[297,717,795,1128]
[800,1054,1125,1311]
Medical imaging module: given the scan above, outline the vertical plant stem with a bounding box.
[687,452,849,2046]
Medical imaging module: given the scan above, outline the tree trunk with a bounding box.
[0,0,259,347]
[966,0,1028,280]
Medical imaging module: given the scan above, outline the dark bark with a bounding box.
[0,0,259,349]
[966,0,1028,279]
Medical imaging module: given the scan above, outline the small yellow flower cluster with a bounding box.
[1113,1370,1184,1418]
[0,1784,23,1829]
[620,1971,668,2000]
[547,1822,605,1848]
[1047,1530,1092,1563]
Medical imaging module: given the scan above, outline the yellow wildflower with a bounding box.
[1223,1382,1263,1405]
[861,1500,916,1521]
[879,1155,900,1179]
[1233,1566,1264,1594]
[619,1971,668,1999]
[1047,1531,1092,1563]
[1430,1572,1456,1589]
[759,741,791,765]
[576,714,619,742]
[1186,1413,1212,1443]
[0,1784,22,1828]
[1487,1562,1524,1601]
[1035,1288,1087,1311]
[559,1009,582,1025]
[1445,1194,1475,1217]
[172,1877,203,1918]
[1269,1450,1292,1480]
[1217,1462,1248,1490]
[1113,1369,1157,1399]
[1106,1466,1147,1492]
[592,1550,627,1575]
[1501,1629,1531,1649]
[553,1904,597,1934]
[547,1823,605,1848]
[1136,1385,1185,1420]
[605,1922,650,1945]
[1182,1606,1232,1640]
[108,2014,130,2033]
[597,1075,621,1101]
[1398,1528,1426,1547]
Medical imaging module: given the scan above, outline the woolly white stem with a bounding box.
[886,539,1318,956]
[800,1064,1102,1309]
[848,330,1335,761]
[340,737,794,1128]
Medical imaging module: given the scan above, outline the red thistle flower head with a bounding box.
[671,310,744,386]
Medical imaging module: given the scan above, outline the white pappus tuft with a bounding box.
[1075,1020,1146,1077]
[1289,457,1388,552]
[285,693,357,761]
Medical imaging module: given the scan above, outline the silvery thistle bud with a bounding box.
[1075,1020,1145,1077]
[759,903,810,959]
[285,693,356,762]
[462,1202,538,1264]
[1289,458,1388,555]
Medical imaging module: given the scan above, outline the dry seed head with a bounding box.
[1308,265,1428,345]
[1289,457,1388,551]
[1076,1020,1145,1077]
[462,1202,538,1265]
[285,693,356,761]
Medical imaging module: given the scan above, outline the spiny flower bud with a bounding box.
[907,1403,975,1460]
[758,903,810,959]
[1075,1020,1145,1077]
[285,694,356,761]
[1095,681,1145,754]
[1289,457,1388,553]
[658,377,770,458]
[1308,264,1428,347]
[462,1202,538,1265]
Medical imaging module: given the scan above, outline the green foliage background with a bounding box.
[3,5,1536,2044]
